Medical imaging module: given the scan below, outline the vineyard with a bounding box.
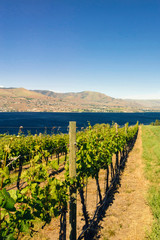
[0,122,139,240]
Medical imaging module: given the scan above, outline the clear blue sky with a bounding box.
[0,0,160,99]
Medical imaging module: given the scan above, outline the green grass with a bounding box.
[142,125,160,239]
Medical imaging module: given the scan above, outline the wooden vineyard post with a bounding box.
[125,123,128,156]
[125,123,128,135]
[69,121,77,240]
[115,123,119,171]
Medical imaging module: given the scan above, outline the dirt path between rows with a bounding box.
[99,127,153,240]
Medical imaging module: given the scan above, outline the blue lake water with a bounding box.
[0,112,159,135]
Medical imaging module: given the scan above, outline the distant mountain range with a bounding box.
[0,87,160,112]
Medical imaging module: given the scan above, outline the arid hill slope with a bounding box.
[0,87,159,112]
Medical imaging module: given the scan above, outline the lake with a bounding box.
[0,112,159,135]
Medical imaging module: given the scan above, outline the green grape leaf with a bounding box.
[5,233,16,240]
[19,220,30,233]
[50,161,59,171]
[8,189,17,201]
[2,188,16,211]
[0,190,6,207]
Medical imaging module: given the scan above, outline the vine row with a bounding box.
[0,122,139,239]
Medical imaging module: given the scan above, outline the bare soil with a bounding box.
[99,127,153,240]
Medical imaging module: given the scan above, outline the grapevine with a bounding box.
[0,122,138,239]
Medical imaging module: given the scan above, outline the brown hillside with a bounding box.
[0,88,46,98]
[33,90,114,103]
[0,87,160,112]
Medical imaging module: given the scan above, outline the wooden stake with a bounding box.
[115,123,119,171]
[125,123,128,135]
[69,121,77,240]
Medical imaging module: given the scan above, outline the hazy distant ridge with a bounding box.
[0,87,160,112]
[33,90,114,103]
